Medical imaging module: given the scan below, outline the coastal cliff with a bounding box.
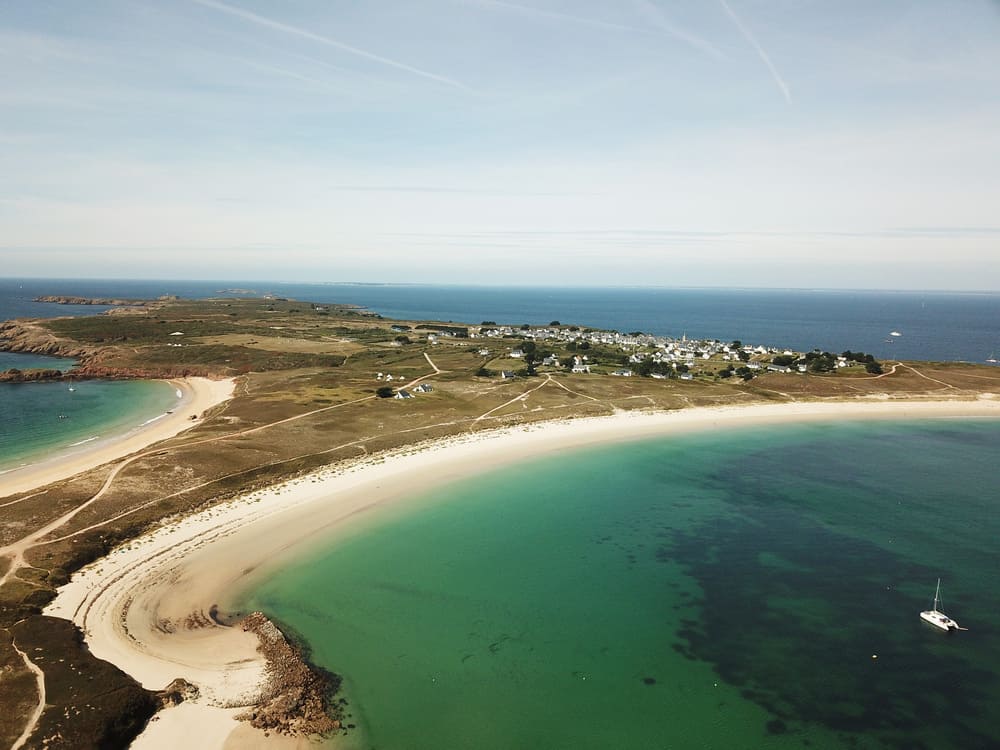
[0,320,98,359]
[0,321,215,380]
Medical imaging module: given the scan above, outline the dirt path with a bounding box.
[10,630,45,750]
[473,375,554,423]
[898,363,956,389]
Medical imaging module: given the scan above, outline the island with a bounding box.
[1,295,998,749]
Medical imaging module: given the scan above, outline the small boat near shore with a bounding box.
[920,579,966,632]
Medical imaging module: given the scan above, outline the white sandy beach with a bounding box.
[42,397,1000,749]
[0,377,235,499]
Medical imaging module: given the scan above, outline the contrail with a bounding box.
[191,0,469,90]
[470,0,721,58]
[632,0,725,59]
[718,0,791,103]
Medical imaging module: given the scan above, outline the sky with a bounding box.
[1,0,999,289]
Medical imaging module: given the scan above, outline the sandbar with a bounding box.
[43,397,1000,748]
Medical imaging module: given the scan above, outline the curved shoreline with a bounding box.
[43,397,1000,749]
[0,377,236,498]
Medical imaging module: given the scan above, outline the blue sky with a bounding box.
[2,0,999,288]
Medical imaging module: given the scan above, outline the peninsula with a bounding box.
[2,295,998,749]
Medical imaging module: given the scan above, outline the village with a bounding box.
[374,321,881,397]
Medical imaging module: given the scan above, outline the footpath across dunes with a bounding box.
[2,295,1000,749]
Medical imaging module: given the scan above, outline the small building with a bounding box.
[612,369,633,377]
[510,349,525,359]
[413,383,433,393]
[542,355,560,367]
[501,370,516,380]
[680,373,694,381]
[767,364,791,373]
[478,348,491,356]
[394,389,414,399]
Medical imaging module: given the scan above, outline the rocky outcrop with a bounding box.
[238,612,341,738]
[0,368,65,383]
[0,320,99,360]
[157,678,200,707]
[33,295,158,306]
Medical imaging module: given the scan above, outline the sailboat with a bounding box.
[920,579,966,631]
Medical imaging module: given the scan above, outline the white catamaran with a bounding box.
[920,578,966,631]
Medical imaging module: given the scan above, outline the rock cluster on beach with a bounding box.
[238,612,341,737]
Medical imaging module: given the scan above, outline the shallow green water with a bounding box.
[0,379,180,473]
[238,420,1000,750]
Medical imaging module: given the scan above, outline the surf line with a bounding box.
[68,436,101,448]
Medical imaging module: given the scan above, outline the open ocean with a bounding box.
[1,278,999,363]
[2,278,1000,748]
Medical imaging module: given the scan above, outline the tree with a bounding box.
[376,386,394,398]
[865,361,883,375]
[549,320,561,326]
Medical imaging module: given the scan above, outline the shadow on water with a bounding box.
[662,486,996,749]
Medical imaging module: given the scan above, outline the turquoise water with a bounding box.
[238,420,1000,750]
[0,379,180,474]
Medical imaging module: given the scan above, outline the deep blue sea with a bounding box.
[1,278,999,364]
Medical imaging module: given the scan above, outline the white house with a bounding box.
[394,389,414,399]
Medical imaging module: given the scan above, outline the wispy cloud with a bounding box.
[190,0,470,90]
[632,0,725,59]
[718,0,791,103]
[468,0,721,58]
[326,184,590,196]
